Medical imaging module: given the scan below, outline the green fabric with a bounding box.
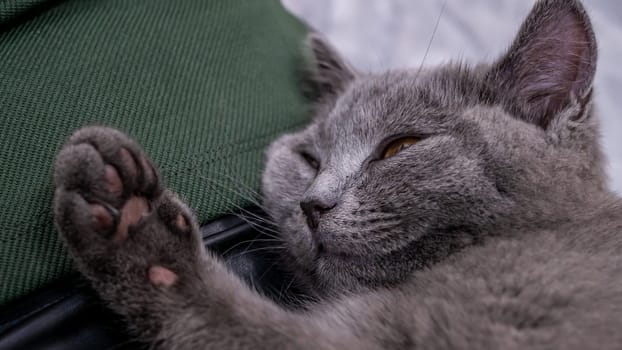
[0,0,308,305]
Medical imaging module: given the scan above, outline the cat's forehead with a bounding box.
[317,65,483,146]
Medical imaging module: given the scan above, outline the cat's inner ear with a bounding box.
[304,33,356,101]
[490,0,597,129]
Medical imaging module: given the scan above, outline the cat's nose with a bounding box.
[300,198,336,230]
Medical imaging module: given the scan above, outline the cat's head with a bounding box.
[262,0,607,293]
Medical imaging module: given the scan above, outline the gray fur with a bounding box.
[53,0,622,348]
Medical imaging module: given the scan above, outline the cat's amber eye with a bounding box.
[381,137,420,159]
[300,152,320,170]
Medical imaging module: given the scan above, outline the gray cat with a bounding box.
[53,0,622,348]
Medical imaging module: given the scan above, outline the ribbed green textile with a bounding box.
[0,0,308,305]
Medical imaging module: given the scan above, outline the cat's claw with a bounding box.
[53,126,202,290]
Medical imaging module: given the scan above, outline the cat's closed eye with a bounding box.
[300,151,320,170]
[381,137,419,159]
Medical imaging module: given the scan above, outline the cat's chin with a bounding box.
[278,213,383,293]
[314,242,361,261]
[312,254,375,295]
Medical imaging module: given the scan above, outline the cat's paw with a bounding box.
[53,126,203,291]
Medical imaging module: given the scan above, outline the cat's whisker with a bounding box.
[220,239,258,257]
[220,239,285,257]
[214,161,266,198]
[194,168,262,203]
[227,208,280,236]
[197,175,278,228]
[255,258,283,283]
[199,174,266,210]
[226,205,280,232]
[234,246,287,259]
[198,173,275,220]
[278,276,298,303]
[198,163,267,206]
[229,211,283,239]
[234,233,286,257]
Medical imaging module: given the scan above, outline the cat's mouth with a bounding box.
[284,210,359,262]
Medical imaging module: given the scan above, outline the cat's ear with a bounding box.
[489,0,597,129]
[303,33,357,102]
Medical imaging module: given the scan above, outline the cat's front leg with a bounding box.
[52,126,361,349]
[53,126,215,342]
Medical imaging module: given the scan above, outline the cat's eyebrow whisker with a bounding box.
[415,0,446,80]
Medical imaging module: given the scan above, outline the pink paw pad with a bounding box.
[91,204,114,232]
[115,196,150,242]
[149,266,178,287]
[104,165,122,195]
[175,214,189,232]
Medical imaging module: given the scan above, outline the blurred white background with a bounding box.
[282,0,622,193]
